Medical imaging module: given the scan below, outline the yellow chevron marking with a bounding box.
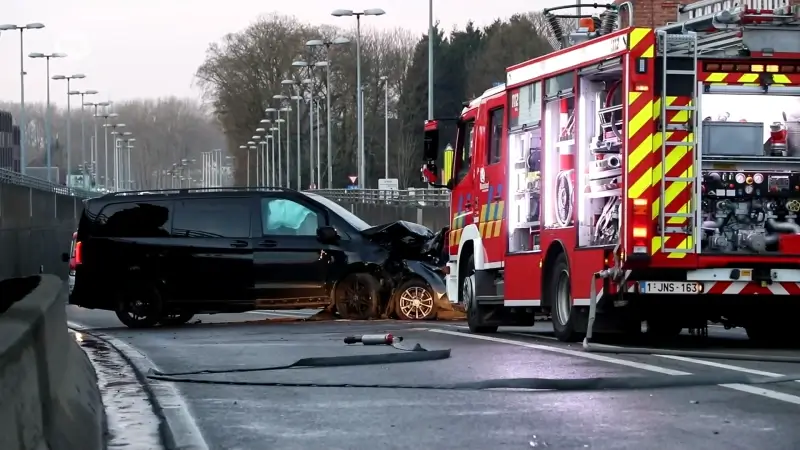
[737,73,759,83]
[652,165,694,220]
[705,73,728,82]
[642,44,654,58]
[493,220,503,237]
[629,28,650,49]
[667,236,693,258]
[627,96,651,139]
[773,74,791,84]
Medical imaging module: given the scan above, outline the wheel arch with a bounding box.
[541,240,569,311]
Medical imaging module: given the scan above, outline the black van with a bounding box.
[67,187,448,328]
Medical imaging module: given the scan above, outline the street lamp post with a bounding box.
[28,51,66,181]
[104,122,126,189]
[52,73,86,185]
[380,75,389,179]
[239,145,249,186]
[273,96,293,188]
[86,101,110,184]
[306,36,350,189]
[96,109,118,189]
[331,9,385,188]
[125,138,136,189]
[265,108,281,187]
[251,135,262,187]
[315,95,323,189]
[282,79,304,190]
[72,90,99,176]
[0,22,45,175]
[269,128,278,187]
[428,0,434,120]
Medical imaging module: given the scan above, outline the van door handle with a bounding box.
[230,240,249,248]
[257,240,277,248]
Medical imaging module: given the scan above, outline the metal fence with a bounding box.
[309,188,451,231]
[0,168,97,280]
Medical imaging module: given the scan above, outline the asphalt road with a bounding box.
[67,306,800,450]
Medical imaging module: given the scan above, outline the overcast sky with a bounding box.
[0,0,561,108]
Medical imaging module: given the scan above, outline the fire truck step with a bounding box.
[665,140,696,146]
[663,212,694,218]
[661,247,694,253]
[664,124,690,131]
[664,177,695,183]
[666,69,696,76]
[665,105,695,111]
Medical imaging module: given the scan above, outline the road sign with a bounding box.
[348,175,358,184]
[378,178,399,190]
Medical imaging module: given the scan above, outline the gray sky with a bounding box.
[0,0,557,107]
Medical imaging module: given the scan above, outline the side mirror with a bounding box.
[61,252,69,263]
[316,225,340,244]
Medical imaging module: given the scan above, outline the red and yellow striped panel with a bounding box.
[628,28,654,58]
[702,72,800,86]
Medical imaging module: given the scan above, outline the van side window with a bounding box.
[96,201,172,238]
[172,198,251,238]
[488,107,504,164]
[455,119,475,183]
[261,198,320,236]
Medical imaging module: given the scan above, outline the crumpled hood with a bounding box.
[362,220,434,247]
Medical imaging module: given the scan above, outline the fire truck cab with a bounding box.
[423,0,800,343]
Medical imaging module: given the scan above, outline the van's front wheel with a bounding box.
[115,282,164,328]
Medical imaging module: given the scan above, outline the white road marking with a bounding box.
[68,321,210,450]
[426,328,800,406]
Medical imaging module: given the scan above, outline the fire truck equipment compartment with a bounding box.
[701,121,765,156]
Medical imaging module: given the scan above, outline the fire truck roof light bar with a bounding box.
[705,85,800,95]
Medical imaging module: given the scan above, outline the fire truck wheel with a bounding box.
[464,254,498,333]
[549,253,584,342]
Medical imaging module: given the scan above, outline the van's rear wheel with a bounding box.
[115,282,163,329]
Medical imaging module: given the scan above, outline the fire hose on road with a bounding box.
[138,332,800,392]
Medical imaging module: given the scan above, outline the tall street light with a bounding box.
[96,109,118,189]
[302,79,315,188]
[380,75,389,179]
[239,145,250,186]
[71,89,99,176]
[29,51,66,181]
[331,8,385,189]
[86,101,110,184]
[255,130,266,186]
[273,95,292,187]
[104,122,126,189]
[0,22,45,175]
[252,134,262,186]
[52,73,86,185]
[269,128,279,187]
[248,144,258,186]
[283,78,304,190]
[306,36,350,189]
[428,0,434,120]
[265,107,282,187]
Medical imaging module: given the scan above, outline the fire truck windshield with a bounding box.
[702,93,800,142]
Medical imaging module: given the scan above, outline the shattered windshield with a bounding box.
[303,192,371,231]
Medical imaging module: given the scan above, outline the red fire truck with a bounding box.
[422,0,800,343]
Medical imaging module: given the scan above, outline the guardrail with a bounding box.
[0,167,101,198]
[309,188,451,207]
[0,275,105,450]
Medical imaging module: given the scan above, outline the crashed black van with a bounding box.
[66,187,449,328]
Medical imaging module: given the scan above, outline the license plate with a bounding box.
[640,281,702,294]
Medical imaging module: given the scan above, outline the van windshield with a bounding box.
[302,193,371,231]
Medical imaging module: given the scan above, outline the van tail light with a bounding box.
[74,241,83,266]
[631,198,650,252]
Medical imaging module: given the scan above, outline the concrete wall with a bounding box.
[0,275,105,450]
[0,183,83,280]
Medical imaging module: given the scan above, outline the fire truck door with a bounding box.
[479,96,507,265]
[448,112,477,252]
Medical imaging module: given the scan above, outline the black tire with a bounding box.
[463,254,498,333]
[335,273,379,320]
[394,278,437,320]
[548,252,584,342]
[159,312,195,326]
[114,282,164,329]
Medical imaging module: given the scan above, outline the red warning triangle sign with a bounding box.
[348,175,358,184]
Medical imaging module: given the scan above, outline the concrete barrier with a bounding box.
[0,275,105,450]
[0,183,83,280]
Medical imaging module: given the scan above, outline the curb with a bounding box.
[68,322,209,450]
